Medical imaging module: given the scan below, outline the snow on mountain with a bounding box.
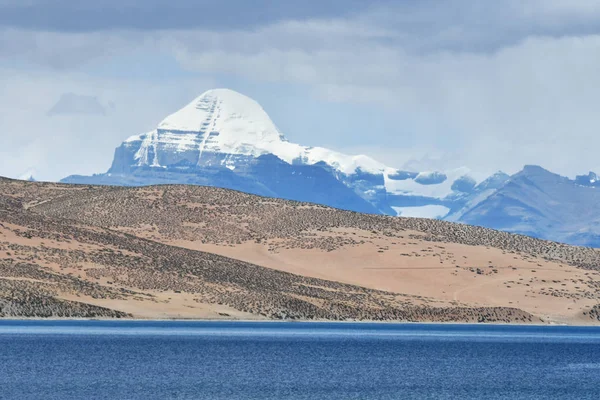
[120,89,477,205]
[56,88,600,247]
[63,88,480,217]
[125,89,387,176]
[385,167,473,199]
[575,171,600,187]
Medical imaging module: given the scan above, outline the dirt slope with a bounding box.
[1,177,598,324]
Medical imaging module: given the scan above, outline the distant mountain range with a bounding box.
[447,166,600,247]
[62,89,600,247]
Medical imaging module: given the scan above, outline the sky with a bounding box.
[1,0,600,181]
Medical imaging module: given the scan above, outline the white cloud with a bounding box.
[2,1,600,180]
[168,17,600,177]
[0,68,216,181]
[521,0,600,17]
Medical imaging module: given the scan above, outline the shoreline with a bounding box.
[1,317,594,327]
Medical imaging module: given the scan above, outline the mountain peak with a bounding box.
[575,171,599,186]
[520,165,552,174]
[158,88,284,142]
[118,88,388,175]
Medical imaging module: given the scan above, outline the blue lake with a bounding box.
[1,321,599,399]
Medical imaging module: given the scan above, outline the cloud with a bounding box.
[355,0,600,52]
[0,68,217,181]
[2,0,600,181]
[47,93,110,116]
[163,11,600,177]
[0,0,386,32]
[0,28,150,68]
[4,1,600,69]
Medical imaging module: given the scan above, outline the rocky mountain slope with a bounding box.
[2,177,599,323]
[448,166,600,247]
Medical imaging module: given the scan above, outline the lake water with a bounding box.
[0,321,599,399]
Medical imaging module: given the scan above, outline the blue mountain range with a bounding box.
[62,89,600,248]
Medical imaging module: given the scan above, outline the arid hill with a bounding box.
[1,177,598,324]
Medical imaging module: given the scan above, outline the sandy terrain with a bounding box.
[4,207,521,323]
[0,177,598,324]
[59,291,263,320]
[173,230,599,325]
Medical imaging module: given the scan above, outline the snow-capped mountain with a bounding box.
[64,89,478,216]
[59,88,600,247]
[116,89,387,175]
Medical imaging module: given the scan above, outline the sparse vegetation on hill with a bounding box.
[0,177,597,323]
[18,182,600,271]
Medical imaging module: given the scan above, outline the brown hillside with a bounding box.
[1,177,598,324]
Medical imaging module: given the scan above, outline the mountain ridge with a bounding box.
[452,165,600,247]
[62,88,485,217]
[60,88,600,247]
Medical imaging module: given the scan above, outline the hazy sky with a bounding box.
[1,0,600,181]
